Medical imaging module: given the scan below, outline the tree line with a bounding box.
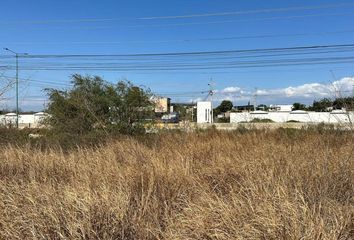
[213,97,354,114]
[293,97,354,111]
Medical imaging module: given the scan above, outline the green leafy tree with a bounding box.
[292,102,307,111]
[333,97,354,110]
[172,104,187,119]
[46,74,153,135]
[257,104,268,111]
[309,98,333,112]
[216,100,233,114]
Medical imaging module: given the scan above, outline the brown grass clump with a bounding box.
[0,129,353,239]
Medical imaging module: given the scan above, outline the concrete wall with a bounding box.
[0,113,48,128]
[152,122,354,132]
[230,111,354,124]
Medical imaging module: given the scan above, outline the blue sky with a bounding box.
[1,0,354,111]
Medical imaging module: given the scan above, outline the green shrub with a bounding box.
[250,118,274,123]
[46,74,154,137]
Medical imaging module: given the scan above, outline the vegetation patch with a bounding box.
[250,118,274,123]
[0,130,353,239]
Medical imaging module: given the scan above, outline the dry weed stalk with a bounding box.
[0,130,353,239]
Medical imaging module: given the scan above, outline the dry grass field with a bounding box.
[0,129,353,239]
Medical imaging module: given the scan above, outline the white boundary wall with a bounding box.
[0,112,48,128]
[230,111,354,124]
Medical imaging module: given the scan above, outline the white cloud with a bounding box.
[206,77,354,104]
[260,77,354,98]
[331,77,354,97]
[222,86,243,94]
[10,77,353,109]
[214,77,354,104]
[189,97,204,103]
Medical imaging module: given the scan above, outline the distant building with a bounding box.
[153,97,171,113]
[197,101,213,123]
[234,105,254,112]
[269,104,293,112]
[161,112,179,123]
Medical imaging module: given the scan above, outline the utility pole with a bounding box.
[191,101,194,122]
[3,48,28,128]
[253,87,258,111]
[208,79,215,123]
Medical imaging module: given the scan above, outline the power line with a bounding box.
[5,11,354,30]
[1,75,73,87]
[1,2,354,25]
[2,43,352,58]
[5,56,354,71]
[5,47,353,63]
[119,12,354,29]
[97,66,354,75]
[2,43,354,72]
[4,60,354,72]
[2,29,354,45]
[141,2,354,20]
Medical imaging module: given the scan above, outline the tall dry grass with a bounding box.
[0,129,353,239]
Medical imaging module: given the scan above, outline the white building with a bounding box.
[197,101,213,123]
